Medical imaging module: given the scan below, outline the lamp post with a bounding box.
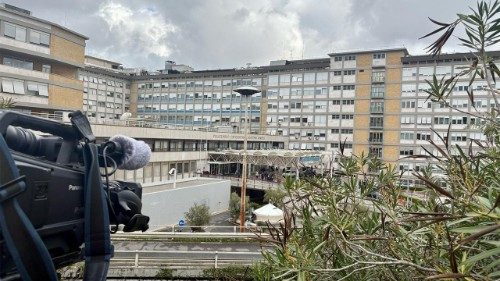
[233,86,260,232]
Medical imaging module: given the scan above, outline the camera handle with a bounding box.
[0,133,58,280]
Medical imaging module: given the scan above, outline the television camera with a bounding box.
[0,110,150,280]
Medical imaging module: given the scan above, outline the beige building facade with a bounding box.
[0,4,86,115]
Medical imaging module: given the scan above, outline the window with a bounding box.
[42,64,51,73]
[368,132,383,144]
[434,117,450,124]
[400,149,414,156]
[370,101,384,113]
[341,128,353,134]
[331,129,339,133]
[416,133,431,141]
[400,132,414,140]
[401,100,416,108]
[344,55,356,61]
[370,117,383,127]
[331,143,339,148]
[290,102,301,109]
[419,67,434,77]
[344,70,355,75]
[372,71,385,83]
[373,53,386,59]
[332,100,341,105]
[341,114,353,119]
[371,85,385,98]
[334,56,342,62]
[417,116,432,124]
[13,80,24,94]
[333,71,342,76]
[1,79,14,93]
[4,22,26,42]
[417,99,432,109]
[402,84,416,93]
[343,85,355,90]
[402,67,418,79]
[331,114,340,119]
[332,85,341,90]
[30,30,41,44]
[304,73,315,84]
[3,57,33,70]
[26,82,48,96]
[342,100,354,105]
[369,147,382,158]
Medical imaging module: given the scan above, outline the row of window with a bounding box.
[2,21,50,47]
[0,78,48,96]
[80,75,127,88]
[331,114,354,120]
[2,56,51,73]
[138,79,262,90]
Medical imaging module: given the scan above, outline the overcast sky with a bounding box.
[13,0,473,70]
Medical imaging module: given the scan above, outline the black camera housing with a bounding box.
[0,111,149,277]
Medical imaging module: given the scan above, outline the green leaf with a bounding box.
[450,225,499,234]
[464,247,500,266]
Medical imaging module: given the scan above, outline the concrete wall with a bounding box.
[141,179,231,230]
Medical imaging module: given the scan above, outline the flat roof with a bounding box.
[328,47,409,57]
[401,51,500,63]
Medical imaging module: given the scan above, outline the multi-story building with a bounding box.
[132,48,408,167]
[132,68,264,133]
[1,4,496,187]
[0,4,86,115]
[79,55,131,122]
[397,52,497,187]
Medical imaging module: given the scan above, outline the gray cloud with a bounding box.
[9,0,476,70]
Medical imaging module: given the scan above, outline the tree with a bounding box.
[257,1,499,280]
[229,192,249,221]
[0,97,14,109]
[185,203,210,232]
[263,188,287,208]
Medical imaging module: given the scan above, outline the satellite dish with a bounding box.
[120,112,132,120]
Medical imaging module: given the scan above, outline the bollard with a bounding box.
[233,226,237,233]
[214,251,218,268]
[134,250,139,267]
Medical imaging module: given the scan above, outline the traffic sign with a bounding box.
[178,219,185,227]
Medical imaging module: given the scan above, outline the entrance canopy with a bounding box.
[253,203,284,224]
[208,149,323,168]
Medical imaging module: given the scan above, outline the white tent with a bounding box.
[253,203,284,224]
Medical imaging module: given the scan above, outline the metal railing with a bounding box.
[201,174,281,190]
[112,250,263,268]
[113,225,273,236]
[18,111,261,134]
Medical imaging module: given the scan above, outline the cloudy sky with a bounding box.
[13,0,473,70]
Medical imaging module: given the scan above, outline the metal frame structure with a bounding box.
[208,149,324,172]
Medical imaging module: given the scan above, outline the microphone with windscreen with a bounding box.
[105,135,151,170]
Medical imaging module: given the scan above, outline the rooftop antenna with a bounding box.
[301,42,305,59]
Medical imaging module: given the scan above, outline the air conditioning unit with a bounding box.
[315,137,319,140]
[308,137,312,140]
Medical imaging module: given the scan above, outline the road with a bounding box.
[114,240,267,252]
[110,240,270,268]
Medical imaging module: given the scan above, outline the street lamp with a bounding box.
[233,86,260,232]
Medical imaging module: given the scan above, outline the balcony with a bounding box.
[0,64,49,80]
[0,36,50,55]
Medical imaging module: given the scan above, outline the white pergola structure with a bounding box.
[208,149,323,179]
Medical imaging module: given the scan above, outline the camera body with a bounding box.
[0,111,149,278]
